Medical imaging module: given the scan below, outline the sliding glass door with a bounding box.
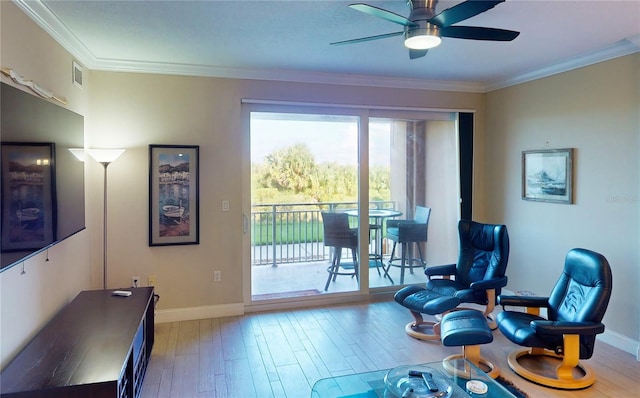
[244,103,463,302]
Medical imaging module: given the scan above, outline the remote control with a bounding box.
[408,370,422,377]
[112,290,132,297]
[401,387,414,398]
[421,371,438,392]
[407,370,438,392]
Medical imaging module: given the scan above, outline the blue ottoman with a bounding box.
[394,285,461,341]
[440,309,499,379]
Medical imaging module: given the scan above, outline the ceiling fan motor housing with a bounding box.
[408,0,438,13]
[405,1,441,49]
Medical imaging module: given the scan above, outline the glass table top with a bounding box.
[310,358,516,398]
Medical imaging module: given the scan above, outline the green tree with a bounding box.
[315,163,357,203]
[259,144,318,194]
[252,144,390,205]
[369,165,390,201]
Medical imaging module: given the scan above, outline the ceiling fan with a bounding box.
[331,0,520,59]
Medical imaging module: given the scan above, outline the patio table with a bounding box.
[344,209,402,281]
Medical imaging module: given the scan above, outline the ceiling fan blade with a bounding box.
[430,0,505,28]
[348,3,418,27]
[330,31,404,46]
[409,49,428,59]
[441,26,520,41]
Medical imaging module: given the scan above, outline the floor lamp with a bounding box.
[71,148,125,289]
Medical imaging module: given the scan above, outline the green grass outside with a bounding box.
[251,220,323,246]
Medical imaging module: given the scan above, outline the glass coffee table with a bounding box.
[311,358,516,398]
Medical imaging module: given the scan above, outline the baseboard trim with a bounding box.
[597,329,640,359]
[155,303,244,323]
[153,293,391,323]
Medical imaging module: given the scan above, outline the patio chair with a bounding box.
[385,206,431,284]
[321,212,358,291]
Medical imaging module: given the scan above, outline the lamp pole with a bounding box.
[101,161,110,289]
[83,148,125,290]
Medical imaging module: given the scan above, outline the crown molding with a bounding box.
[14,0,640,94]
[13,0,97,66]
[88,58,487,93]
[485,36,640,92]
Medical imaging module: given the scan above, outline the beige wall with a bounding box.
[0,2,92,366]
[485,54,640,348]
[87,73,484,311]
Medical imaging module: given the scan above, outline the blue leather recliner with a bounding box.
[394,220,510,340]
[496,248,612,390]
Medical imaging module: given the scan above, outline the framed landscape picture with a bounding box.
[1,142,56,251]
[149,145,199,246]
[522,148,574,204]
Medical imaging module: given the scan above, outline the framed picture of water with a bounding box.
[522,148,574,204]
[149,144,199,246]
[1,142,56,252]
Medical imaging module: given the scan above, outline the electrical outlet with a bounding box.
[132,276,140,288]
[214,271,221,282]
[222,200,230,212]
[148,275,157,287]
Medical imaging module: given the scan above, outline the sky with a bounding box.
[250,114,391,167]
[159,153,189,166]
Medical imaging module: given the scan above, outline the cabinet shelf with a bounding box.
[1,287,155,398]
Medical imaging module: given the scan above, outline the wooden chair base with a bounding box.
[443,345,499,380]
[507,347,597,390]
[404,321,441,341]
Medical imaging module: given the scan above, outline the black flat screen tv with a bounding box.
[0,83,85,271]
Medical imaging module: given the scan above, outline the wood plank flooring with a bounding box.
[141,300,639,398]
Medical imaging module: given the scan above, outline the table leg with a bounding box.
[369,220,382,276]
[378,218,394,283]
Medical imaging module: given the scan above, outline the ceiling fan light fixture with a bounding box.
[404,25,441,50]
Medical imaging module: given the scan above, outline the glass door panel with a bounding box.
[249,111,360,299]
[368,116,459,288]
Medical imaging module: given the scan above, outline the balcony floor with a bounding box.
[251,258,427,300]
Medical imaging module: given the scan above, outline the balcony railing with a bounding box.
[251,201,396,266]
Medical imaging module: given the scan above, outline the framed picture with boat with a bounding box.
[522,148,574,204]
[149,144,199,246]
[1,142,56,252]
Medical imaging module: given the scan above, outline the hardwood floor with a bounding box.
[141,300,639,398]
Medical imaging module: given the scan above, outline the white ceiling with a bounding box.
[16,0,640,92]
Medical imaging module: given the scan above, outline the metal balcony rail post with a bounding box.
[271,204,277,267]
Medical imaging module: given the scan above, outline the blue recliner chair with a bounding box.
[496,248,612,390]
[394,220,509,340]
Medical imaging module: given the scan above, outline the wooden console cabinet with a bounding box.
[1,287,155,398]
